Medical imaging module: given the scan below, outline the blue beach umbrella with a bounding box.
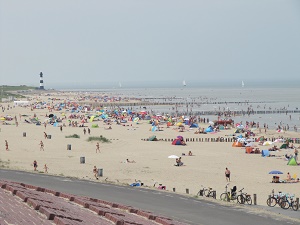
[268,170,283,174]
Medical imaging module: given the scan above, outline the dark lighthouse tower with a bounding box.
[39,72,44,90]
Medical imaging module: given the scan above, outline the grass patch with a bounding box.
[0,159,10,168]
[0,85,37,100]
[65,134,80,138]
[87,135,111,143]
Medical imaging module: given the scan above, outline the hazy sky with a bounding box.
[1,0,300,88]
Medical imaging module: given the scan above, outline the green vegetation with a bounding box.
[87,135,111,143]
[0,85,37,100]
[0,159,10,168]
[65,134,80,139]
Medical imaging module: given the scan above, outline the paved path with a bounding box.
[0,169,299,225]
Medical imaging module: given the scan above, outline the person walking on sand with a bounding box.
[96,142,100,153]
[44,132,47,139]
[88,128,91,135]
[5,140,9,151]
[33,160,38,171]
[93,166,99,180]
[60,125,63,132]
[44,164,49,173]
[225,167,231,182]
[39,141,44,151]
[83,128,86,135]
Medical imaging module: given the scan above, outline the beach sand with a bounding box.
[0,93,299,206]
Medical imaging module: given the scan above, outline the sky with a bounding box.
[0,0,300,89]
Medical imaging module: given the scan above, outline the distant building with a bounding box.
[39,72,44,90]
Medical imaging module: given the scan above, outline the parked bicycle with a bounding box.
[236,188,252,205]
[197,186,216,198]
[266,190,285,207]
[280,194,298,211]
[220,184,237,202]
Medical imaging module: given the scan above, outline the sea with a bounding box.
[60,86,300,130]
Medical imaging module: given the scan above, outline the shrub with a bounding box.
[65,134,80,138]
[87,135,111,143]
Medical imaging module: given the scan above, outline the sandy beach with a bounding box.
[0,91,299,206]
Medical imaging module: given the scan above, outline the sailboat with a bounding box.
[119,82,122,88]
[183,80,186,87]
[242,81,244,88]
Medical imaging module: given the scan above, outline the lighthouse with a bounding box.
[39,72,44,90]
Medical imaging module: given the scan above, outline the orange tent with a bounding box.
[232,142,243,147]
[245,147,253,154]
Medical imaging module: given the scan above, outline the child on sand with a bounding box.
[44,164,49,173]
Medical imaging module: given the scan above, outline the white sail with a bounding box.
[119,82,122,88]
[242,81,244,88]
[183,80,186,86]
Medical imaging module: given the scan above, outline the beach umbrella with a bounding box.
[49,114,54,118]
[268,170,283,174]
[168,155,179,159]
[209,121,214,125]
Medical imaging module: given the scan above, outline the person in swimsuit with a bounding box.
[44,164,49,173]
[33,160,38,171]
[93,166,99,180]
[225,168,231,182]
[96,142,100,153]
[5,140,8,151]
[40,141,44,151]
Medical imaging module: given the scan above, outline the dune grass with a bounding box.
[65,134,80,138]
[87,135,111,143]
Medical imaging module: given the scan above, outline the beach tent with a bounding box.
[190,123,198,128]
[151,126,158,132]
[172,139,184,145]
[261,150,270,157]
[287,157,298,166]
[232,142,243,147]
[91,124,99,128]
[205,126,213,132]
[53,122,59,127]
[219,125,225,130]
[148,135,157,141]
[245,147,253,154]
[280,143,288,149]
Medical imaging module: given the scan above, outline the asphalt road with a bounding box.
[0,169,299,225]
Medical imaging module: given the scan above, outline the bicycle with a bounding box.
[236,188,252,205]
[220,184,237,202]
[197,186,215,198]
[280,195,299,211]
[266,190,285,207]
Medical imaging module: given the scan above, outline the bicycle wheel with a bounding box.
[220,193,228,201]
[266,197,277,207]
[246,195,252,205]
[280,200,289,210]
[231,193,237,202]
[292,201,299,211]
[203,189,209,197]
[237,195,245,204]
[206,191,212,198]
